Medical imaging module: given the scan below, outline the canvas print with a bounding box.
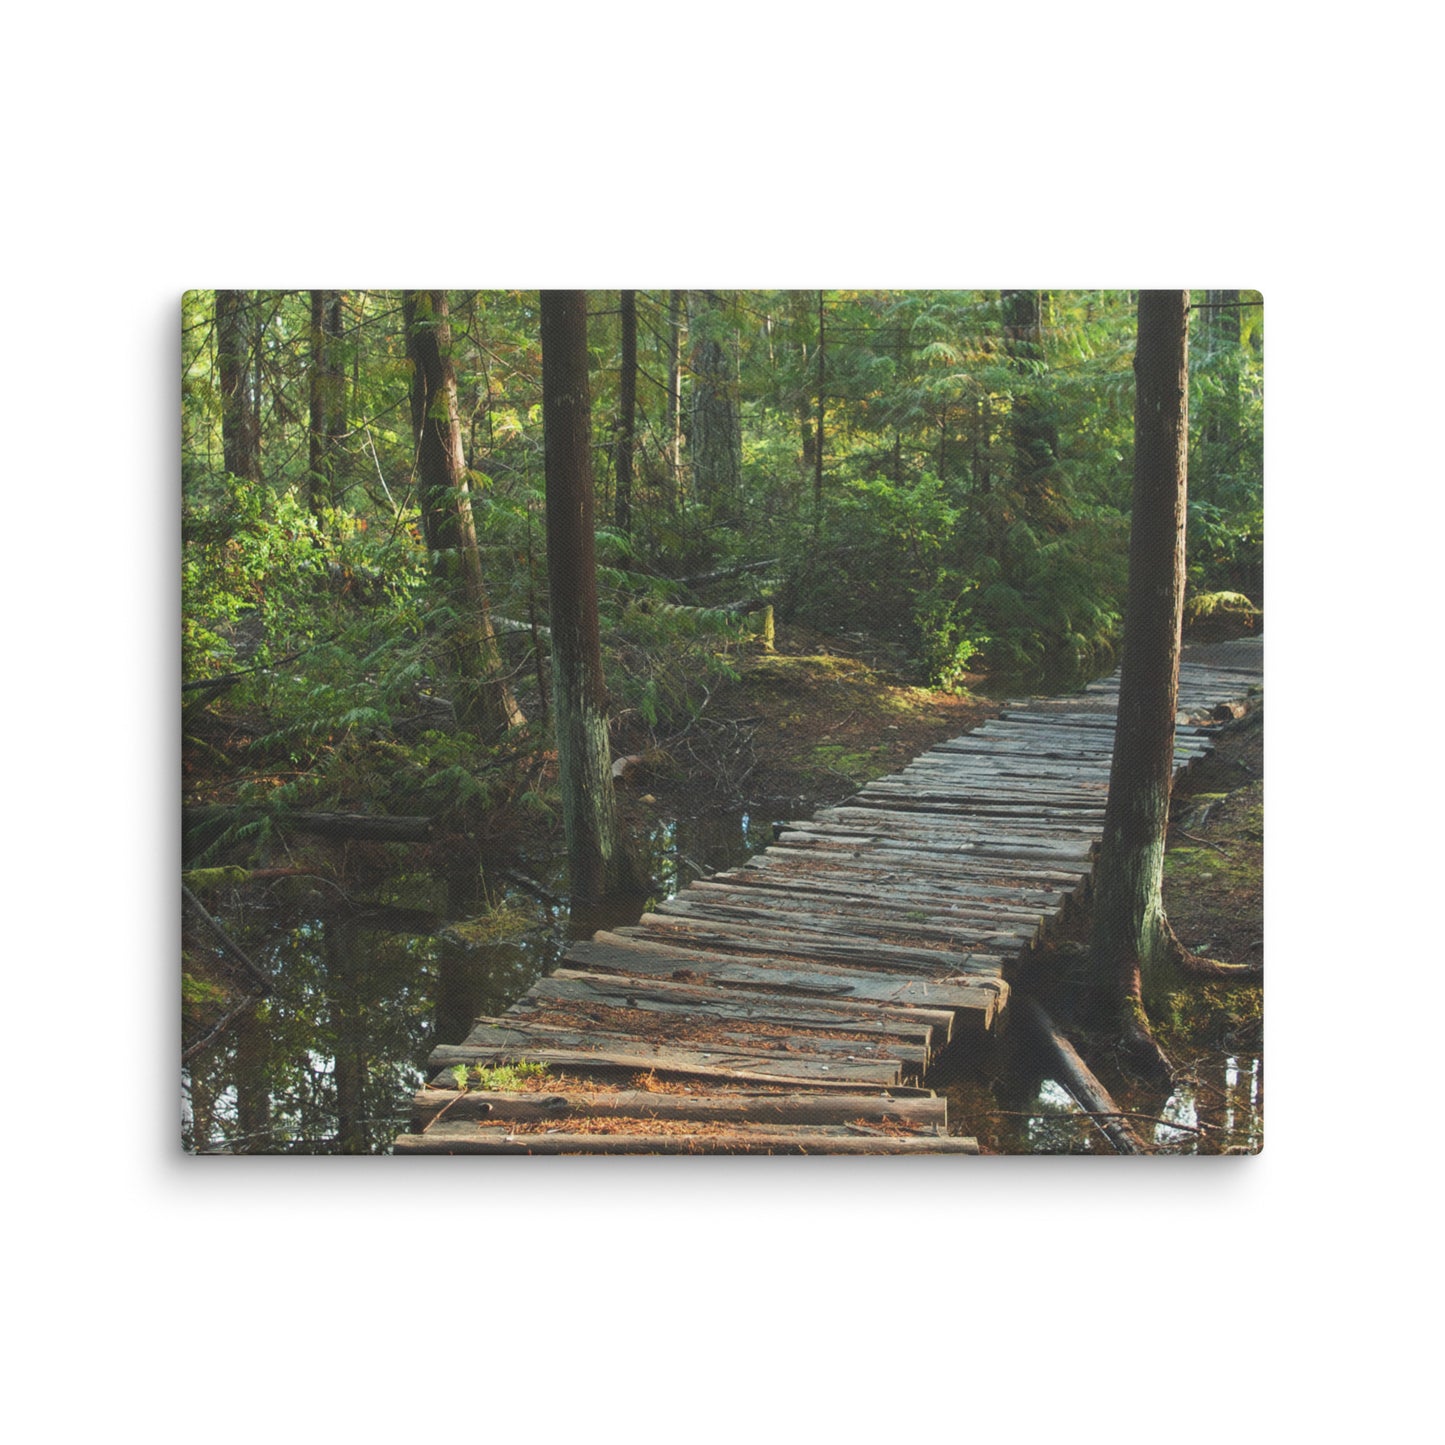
[181,289,1262,1155]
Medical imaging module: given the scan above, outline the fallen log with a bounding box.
[183,806,434,843]
[1018,996,1150,1155]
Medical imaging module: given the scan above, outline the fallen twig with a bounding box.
[182,882,275,994]
[982,1108,1209,1137]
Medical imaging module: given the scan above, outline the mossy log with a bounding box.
[183,806,433,843]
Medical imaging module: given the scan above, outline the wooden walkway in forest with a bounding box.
[395,644,1263,1155]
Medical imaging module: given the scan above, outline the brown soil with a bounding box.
[611,622,996,829]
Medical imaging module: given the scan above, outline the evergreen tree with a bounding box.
[688,291,742,519]
[403,289,524,738]
[1091,290,1259,1078]
[540,289,642,903]
[216,289,261,483]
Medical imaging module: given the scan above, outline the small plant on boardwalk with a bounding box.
[450,1060,550,1092]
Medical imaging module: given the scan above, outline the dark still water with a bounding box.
[182,809,770,1154]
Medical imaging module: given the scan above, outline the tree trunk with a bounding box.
[814,289,826,534]
[540,290,642,905]
[216,289,261,482]
[325,917,369,1154]
[1001,289,1057,498]
[403,290,524,737]
[615,289,637,535]
[232,1000,273,1154]
[664,289,684,514]
[307,289,346,522]
[1091,289,1191,1075]
[688,291,741,518]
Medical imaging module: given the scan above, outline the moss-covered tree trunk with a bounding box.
[216,289,261,483]
[403,289,524,738]
[1091,289,1191,1073]
[540,290,642,904]
[307,289,346,523]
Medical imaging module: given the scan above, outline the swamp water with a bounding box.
[182,809,771,1154]
[942,1047,1263,1156]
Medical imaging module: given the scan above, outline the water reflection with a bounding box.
[942,1032,1263,1155]
[182,806,770,1154]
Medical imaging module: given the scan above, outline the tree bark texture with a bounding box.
[540,290,638,904]
[664,289,683,514]
[615,289,637,534]
[688,292,742,516]
[216,289,261,483]
[1092,290,1190,1039]
[814,289,826,532]
[402,290,524,737]
[307,289,346,521]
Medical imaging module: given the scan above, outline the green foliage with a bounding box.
[183,288,1262,855]
[182,971,228,1008]
[451,1060,549,1092]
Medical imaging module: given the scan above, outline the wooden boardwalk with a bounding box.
[395,646,1262,1155]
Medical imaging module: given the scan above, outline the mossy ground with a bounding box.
[612,623,994,828]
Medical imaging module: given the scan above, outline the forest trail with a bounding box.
[395,641,1263,1154]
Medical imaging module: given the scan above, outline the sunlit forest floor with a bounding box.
[607,622,997,831]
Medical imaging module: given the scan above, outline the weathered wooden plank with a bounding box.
[627,911,1026,973]
[510,982,936,1066]
[569,934,1009,1020]
[659,888,1043,947]
[537,969,957,1048]
[775,824,1096,863]
[894,764,1110,790]
[934,738,1119,760]
[855,786,1108,817]
[395,1123,981,1155]
[452,1013,926,1073]
[430,1029,907,1088]
[730,854,1073,910]
[821,803,1103,839]
[696,872,1056,926]
[410,1086,949,1130]
[648,903,1036,961]
[764,840,1092,889]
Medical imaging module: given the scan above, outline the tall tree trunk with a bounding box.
[308,289,345,523]
[232,1001,272,1154]
[1001,289,1057,499]
[216,289,261,482]
[325,917,369,1155]
[664,289,684,514]
[1091,289,1191,1076]
[540,290,642,904]
[615,289,637,535]
[403,289,524,737]
[893,323,906,485]
[689,291,742,518]
[814,289,826,534]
